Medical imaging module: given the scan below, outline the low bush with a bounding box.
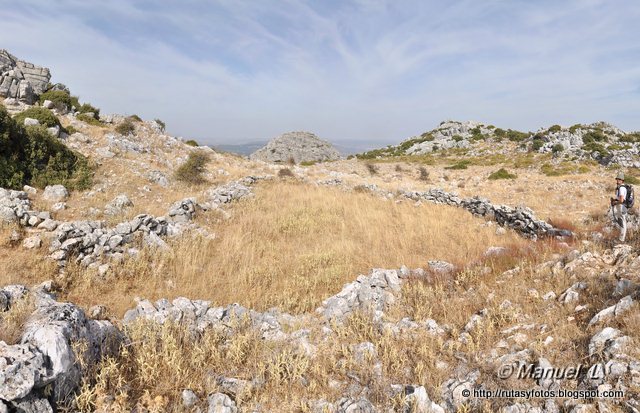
[278,168,295,178]
[77,113,103,126]
[77,103,100,118]
[38,90,79,112]
[506,129,529,142]
[300,160,316,166]
[445,160,471,170]
[548,125,562,133]
[128,114,143,122]
[551,143,564,153]
[531,138,544,151]
[115,119,135,136]
[0,106,93,189]
[184,139,199,147]
[174,151,210,184]
[365,163,378,175]
[13,107,60,128]
[418,166,429,181]
[488,168,517,180]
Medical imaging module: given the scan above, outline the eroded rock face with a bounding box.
[0,285,121,408]
[0,50,50,104]
[250,131,342,164]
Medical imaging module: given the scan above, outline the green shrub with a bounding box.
[531,139,544,151]
[65,125,78,135]
[174,151,210,184]
[551,143,564,153]
[624,175,640,185]
[13,107,60,128]
[445,160,471,170]
[583,130,607,144]
[619,132,640,143]
[488,168,517,180]
[154,119,166,132]
[583,142,608,157]
[115,119,135,136]
[77,113,103,126]
[128,114,143,122]
[569,124,581,134]
[506,129,529,142]
[185,139,199,147]
[78,103,100,118]
[0,107,93,189]
[452,135,463,142]
[494,128,506,138]
[548,125,562,133]
[38,90,79,112]
[300,160,316,166]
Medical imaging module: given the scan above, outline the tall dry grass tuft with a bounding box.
[57,181,526,316]
[0,294,34,344]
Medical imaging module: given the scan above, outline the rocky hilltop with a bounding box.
[250,131,342,164]
[0,50,50,105]
[360,120,640,167]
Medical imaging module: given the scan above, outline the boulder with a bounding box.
[42,185,68,202]
[207,393,237,413]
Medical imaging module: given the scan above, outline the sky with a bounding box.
[0,0,639,146]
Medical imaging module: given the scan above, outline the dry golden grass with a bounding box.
[55,180,526,316]
[0,294,34,345]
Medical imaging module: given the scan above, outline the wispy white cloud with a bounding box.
[0,0,639,145]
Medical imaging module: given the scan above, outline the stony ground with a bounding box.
[1,106,639,412]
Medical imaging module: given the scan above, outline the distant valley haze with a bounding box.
[1,0,639,147]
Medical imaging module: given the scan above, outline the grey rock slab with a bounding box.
[0,342,47,401]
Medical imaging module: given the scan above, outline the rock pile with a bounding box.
[0,49,50,105]
[0,177,262,269]
[317,268,405,321]
[123,298,294,341]
[400,188,572,239]
[0,284,120,411]
[406,120,493,155]
[250,131,342,164]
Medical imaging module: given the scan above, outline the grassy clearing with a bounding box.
[69,237,575,412]
[55,181,525,316]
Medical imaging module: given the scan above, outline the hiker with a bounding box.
[611,172,628,242]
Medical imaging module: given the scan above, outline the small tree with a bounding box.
[174,151,210,184]
[154,119,166,132]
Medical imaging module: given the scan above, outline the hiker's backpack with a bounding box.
[623,184,635,208]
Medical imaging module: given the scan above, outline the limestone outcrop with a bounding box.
[250,131,342,164]
[0,50,50,105]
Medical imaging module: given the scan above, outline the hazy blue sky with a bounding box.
[1,0,639,145]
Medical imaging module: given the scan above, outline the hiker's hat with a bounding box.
[616,172,625,181]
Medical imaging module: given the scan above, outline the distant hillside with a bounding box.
[213,139,391,157]
[212,141,266,156]
[356,119,640,167]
